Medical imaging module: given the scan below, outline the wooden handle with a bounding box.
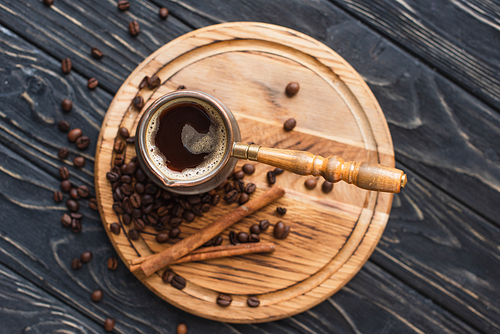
[232,143,407,193]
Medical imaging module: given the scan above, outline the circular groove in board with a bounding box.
[95,22,395,323]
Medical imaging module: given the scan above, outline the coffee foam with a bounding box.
[145,97,227,181]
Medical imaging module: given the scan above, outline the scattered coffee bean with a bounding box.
[117,0,130,11]
[71,258,82,270]
[229,231,237,245]
[239,192,249,204]
[87,78,98,89]
[129,20,140,36]
[139,76,148,89]
[114,140,125,153]
[59,166,69,179]
[128,228,139,240]
[224,189,239,203]
[107,257,118,270]
[274,168,284,175]
[162,269,175,283]
[69,188,80,199]
[135,169,147,182]
[171,275,186,290]
[177,323,187,334]
[225,182,234,193]
[213,235,223,246]
[304,178,317,189]
[234,170,245,179]
[283,118,297,131]
[203,239,213,247]
[285,82,300,97]
[169,227,180,238]
[124,162,137,175]
[104,318,115,332]
[67,128,82,142]
[134,95,144,109]
[177,85,186,90]
[91,47,103,59]
[247,296,260,307]
[259,219,270,231]
[66,199,79,212]
[201,203,210,212]
[250,224,261,234]
[159,7,169,19]
[237,232,249,243]
[71,219,82,234]
[61,180,71,192]
[91,289,103,302]
[71,212,83,219]
[123,213,132,225]
[61,99,72,112]
[76,136,90,149]
[210,194,220,206]
[53,190,63,203]
[61,58,72,73]
[249,233,260,242]
[77,185,90,198]
[110,223,121,235]
[170,217,182,227]
[114,154,124,166]
[156,232,169,243]
[43,0,53,6]
[74,156,85,168]
[61,213,72,227]
[244,183,256,194]
[118,127,130,138]
[81,251,93,263]
[182,210,195,222]
[242,164,255,175]
[276,207,287,215]
[274,221,291,240]
[322,180,334,193]
[267,170,276,184]
[217,294,232,306]
[58,147,69,159]
[89,198,98,211]
[147,75,161,89]
[58,120,70,132]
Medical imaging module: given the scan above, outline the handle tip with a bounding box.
[400,174,407,189]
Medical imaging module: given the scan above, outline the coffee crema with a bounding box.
[146,97,227,180]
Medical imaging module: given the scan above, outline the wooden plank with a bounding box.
[0,0,191,92]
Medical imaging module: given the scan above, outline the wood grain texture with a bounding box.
[95,22,396,322]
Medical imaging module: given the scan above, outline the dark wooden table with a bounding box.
[0,1,499,333]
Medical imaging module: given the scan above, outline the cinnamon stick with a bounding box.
[130,243,275,272]
[140,186,285,276]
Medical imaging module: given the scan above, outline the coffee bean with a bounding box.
[156,232,169,243]
[112,141,125,155]
[171,275,186,290]
[169,227,180,238]
[159,7,169,19]
[260,219,270,231]
[169,217,182,227]
[305,178,317,189]
[274,168,284,175]
[285,82,300,97]
[224,189,239,203]
[238,192,249,204]
[61,99,72,112]
[217,293,232,307]
[112,202,123,214]
[234,180,245,193]
[114,154,124,166]
[122,198,133,215]
[67,128,82,142]
[61,58,72,73]
[58,147,69,159]
[53,190,63,203]
[59,166,69,179]
[182,210,195,222]
[104,318,115,332]
[225,182,234,192]
[77,185,90,198]
[247,296,260,307]
[141,193,154,205]
[61,180,71,192]
[71,219,82,234]
[110,223,121,235]
[128,193,140,208]
[73,156,85,168]
[201,203,210,212]
[134,95,144,109]
[135,168,147,182]
[87,78,98,89]
[242,164,255,175]
[229,231,237,245]
[244,183,256,194]
[118,127,129,139]
[322,181,334,193]
[124,162,137,175]
[177,323,187,334]
[121,184,134,196]
[162,269,175,283]
[128,228,139,240]
[58,120,70,132]
[66,199,79,212]
[71,212,83,220]
[91,47,103,59]
[122,213,132,225]
[139,76,149,89]
[159,215,170,226]
[237,232,249,243]
[213,235,223,246]
[267,170,276,184]
[69,188,80,199]
[283,118,297,131]
[117,0,130,11]
[276,207,287,215]
[89,198,98,211]
[250,224,261,234]
[107,257,118,270]
[76,136,90,149]
[91,289,103,302]
[61,213,72,227]
[234,170,245,180]
[203,239,213,247]
[129,21,140,36]
[274,221,291,239]
[81,251,93,263]
[187,195,201,205]
[177,85,186,90]
[43,0,53,6]
[71,258,82,270]
[210,194,220,206]
[147,75,161,89]
[145,212,159,225]
[249,233,260,242]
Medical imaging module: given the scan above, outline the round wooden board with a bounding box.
[95,22,395,323]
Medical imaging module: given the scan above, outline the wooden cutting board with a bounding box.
[94,22,395,323]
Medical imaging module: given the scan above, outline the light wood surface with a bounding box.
[94,22,395,323]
